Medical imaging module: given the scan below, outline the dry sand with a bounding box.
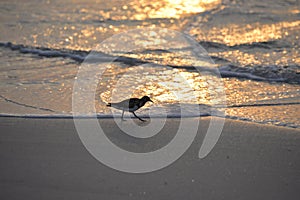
[0,117,299,200]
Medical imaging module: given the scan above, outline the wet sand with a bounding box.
[0,117,299,200]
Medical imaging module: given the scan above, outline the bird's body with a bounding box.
[107,96,153,121]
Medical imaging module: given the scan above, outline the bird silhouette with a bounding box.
[107,96,153,121]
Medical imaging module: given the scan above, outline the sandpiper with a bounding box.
[107,96,153,121]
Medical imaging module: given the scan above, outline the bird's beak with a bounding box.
[149,99,153,103]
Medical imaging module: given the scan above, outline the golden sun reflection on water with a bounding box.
[129,0,221,20]
[96,61,300,115]
[212,49,300,67]
[144,0,220,18]
[191,20,300,46]
[53,0,222,50]
[97,63,226,114]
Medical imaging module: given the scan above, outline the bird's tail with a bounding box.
[106,103,111,107]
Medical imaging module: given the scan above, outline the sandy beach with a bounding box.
[0,117,299,200]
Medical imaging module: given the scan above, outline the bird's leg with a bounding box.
[132,112,145,122]
[121,110,126,121]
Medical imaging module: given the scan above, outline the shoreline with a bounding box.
[0,117,299,199]
[0,114,299,130]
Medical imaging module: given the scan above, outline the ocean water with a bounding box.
[0,0,299,128]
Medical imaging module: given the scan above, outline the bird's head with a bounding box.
[141,96,153,103]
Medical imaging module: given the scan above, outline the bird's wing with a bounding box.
[116,99,130,108]
[128,98,139,108]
